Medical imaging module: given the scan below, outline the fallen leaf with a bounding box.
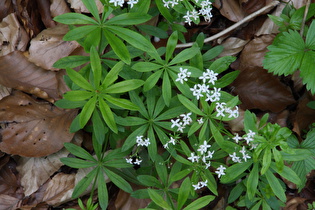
[218,37,249,57]
[0,156,21,196]
[231,66,295,113]
[50,0,71,18]
[0,194,20,210]
[66,0,104,14]
[0,0,14,21]
[37,0,56,28]
[28,24,80,70]
[284,196,307,210]
[0,51,61,101]
[0,85,12,101]
[0,91,77,157]
[213,0,245,22]
[0,13,29,56]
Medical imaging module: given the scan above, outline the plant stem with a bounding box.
[176,1,280,48]
[300,0,311,36]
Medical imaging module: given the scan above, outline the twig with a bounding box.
[300,0,311,36]
[176,0,280,48]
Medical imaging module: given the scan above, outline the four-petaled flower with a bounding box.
[215,165,226,178]
[188,152,200,163]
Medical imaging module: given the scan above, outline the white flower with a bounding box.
[171,118,181,128]
[177,124,185,133]
[244,136,254,144]
[242,152,251,162]
[197,140,211,154]
[127,0,139,8]
[136,136,150,147]
[229,152,241,163]
[125,158,133,164]
[247,130,256,138]
[205,150,214,158]
[176,67,191,84]
[180,112,192,126]
[232,133,242,144]
[199,180,208,188]
[163,143,169,149]
[215,165,226,178]
[205,161,211,169]
[192,183,201,190]
[216,108,225,117]
[169,137,176,145]
[143,138,150,147]
[190,84,203,100]
[226,106,239,118]
[205,87,221,102]
[187,152,200,163]
[239,146,247,155]
[197,118,204,124]
[134,158,142,165]
[109,0,124,7]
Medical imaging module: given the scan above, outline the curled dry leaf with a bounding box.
[42,173,75,206]
[0,91,77,157]
[231,66,295,113]
[0,51,60,101]
[37,0,56,28]
[0,156,21,197]
[284,197,307,210]
[67,0,103,14]
[0,85,12,101]
[28,24,80,70]
[0,0,14,21]
[0,194,20,210]
[0,13,29,56]
[115,188,151,210]
[213,0,245,22]
[50,0,71,18]
[218,37,249,57]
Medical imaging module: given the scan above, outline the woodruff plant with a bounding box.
[52,0,314,209]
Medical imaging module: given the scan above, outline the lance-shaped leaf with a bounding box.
[0,91,77,157]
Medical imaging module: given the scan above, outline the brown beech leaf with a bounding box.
[0,13,29,56]
[239,34,275,68]
[0,51,61,101]
[0,0,14,21]
[0,156,21,196]
[231,67,295,113]
[0,91,77,157]
[42,173,75,206]
[219,37,249,57]
[28,24,80,70]
[67,0,104,14]
[50,0,71,18]
[0,194,20,210]
[16,146,71,196]
[213,0,245,22]
[37,0,56,28]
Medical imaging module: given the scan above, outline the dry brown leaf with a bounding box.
[50,0,71,18]
[218,37,249,57]
[0,194,20,210]
[213,0,245,22]
[0,91,77,157]
[0,13,29,56]
[37,0,56,28]
[0,51,61,101]
[16,146,71,196]
[0,157,21,196]
[28,24,80,70]
[231,66,295,113]
[42,173,75,206]
[0,0,14,21]
[67,0,104,14]
[284,197,307,210]
[239,34,275,68]
[0,85,12,101]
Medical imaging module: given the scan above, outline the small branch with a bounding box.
[176,0,280,48]
[300,0,311,36]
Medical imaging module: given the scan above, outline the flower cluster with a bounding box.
[215,102,239,118]
[175,67,191,84]
[125,157,142,165]
[136,135,150,147]
[215,165,226,178]
[192,180,208,190]
[171,112,192,133]
[187,140,214,169]
[109,0,139,8]
[163,0,213,25]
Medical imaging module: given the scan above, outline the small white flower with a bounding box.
[192,183,201,190]
[226,106,239,118]
[205,161,211,169]
[229,152,241,163]
[109,0,124,7]
[206,87,221,102]
[197,118,204,124]
[216,108,225,117]
[176,67,191,84]
[134,158,142,165]
[188,152,200,163]
[205,150,214,159]
[242,153,251,162]
[177,124,185,133]
[143,138,150,147]
[163,143,169,149]
[244,136,254,144]
[127,0,139,8]
[232,133,242,144]
[180,112,192,126]
[247,130,256,138]
[215,165,226,178]
[239,146,247,155]
[171,118,181,128]
[125,158,133,164]
[199,180,208,188]
[169,137,176,145]
[197,140,211,154]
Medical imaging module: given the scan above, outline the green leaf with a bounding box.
[178,95,204,116]
[132,62,162,72]
[261,149,272,175]
[66,68,94,91]
[90,46,102,88]
[105,79,144,93]
[147,189,171,209]
[105,13,151,25]
[143,70,163,91]
[209,56,236,74]
[99,98,118,133]
[162,72,172,106]
[215,71,240,88]
[63,90,94,101]
[155,156,168,185]
[121,124,148,151]
[64,25,98,41]
[53,55,90,68]
[169,47,199,65]
[103,29,131,64]
[155,0,174,22]
[81,0,100,22]
[106,26,160,61]
[137,25,168,39]
[53,13,98,25]
[79,96,97,128]
[116,116,147,126]
[263,30,305,76]
[299,51,315,94]
[202,45,224,61]
[60,157,96,168]
[64,142,96,161]
[55,98,85,109]
[270,163,301,186]
[92,110,106,145]
[155,106,187,121]
[165,31,178,62]
[104,167,132,193]
[98,168,109,210]
[137,175,163,188]
[220,162,252,184]
[102,61,124,88]
[306,20,315,49]
[246,163,259,200]
[72,167,98,198]
[147,126,157,161]
[182,195,215,210]
[265,170,286,202]
[104,94,139,110]
[177,177,191,210]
